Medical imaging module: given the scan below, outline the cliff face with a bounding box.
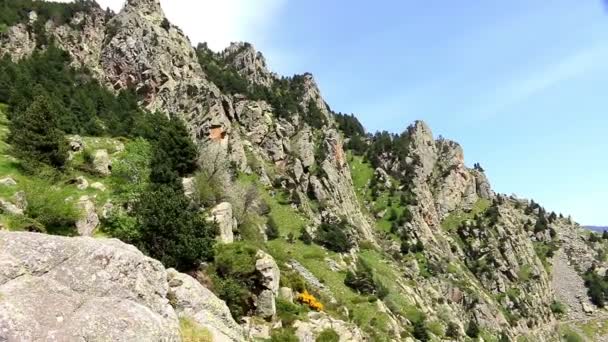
[0,0,602,341]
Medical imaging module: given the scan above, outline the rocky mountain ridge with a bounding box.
[0,0,606,341]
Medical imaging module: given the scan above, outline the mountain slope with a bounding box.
[0,1,605,341]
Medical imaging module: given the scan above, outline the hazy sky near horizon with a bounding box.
[61,0,608,225]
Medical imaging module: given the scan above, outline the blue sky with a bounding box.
[78,0,608,225]
[249,0,608,225]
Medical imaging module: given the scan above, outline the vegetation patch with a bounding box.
[179,317,212,342]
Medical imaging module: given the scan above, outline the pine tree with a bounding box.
[134,184,216,271]
[466,320,480,338]
[149,116,198,187]
[299,227,313,245]
[8,93,68,170]
[266,216,280,240]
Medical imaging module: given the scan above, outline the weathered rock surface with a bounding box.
[0,198,24,216]
[0,232,244,342]
[69,176,89,190]
[92,149,112,176]
[208,202,236,244]
[167,269,244,341]
[293,311,366,342]
[222,42,275,88]
[0,177,17,187]
[256,250,280,294]
[75,196,99,236]
[0,232,180,341]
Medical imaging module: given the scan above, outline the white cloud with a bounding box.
[476,44,608,118]
[51,0,285,51]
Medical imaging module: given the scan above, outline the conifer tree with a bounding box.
[8,93,68,170]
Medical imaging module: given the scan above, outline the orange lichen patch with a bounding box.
[296,290,324,311]
[209,127,226,141]
[333,142,345,166]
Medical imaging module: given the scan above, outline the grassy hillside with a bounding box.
[0,103,130,235]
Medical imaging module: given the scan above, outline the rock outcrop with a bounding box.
[0,232,243,341]
[222,42,275,88]
[208,202,237,244]
[75,196,100,236]
[92,149,112,176]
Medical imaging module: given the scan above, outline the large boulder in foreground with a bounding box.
[0,232,244,341]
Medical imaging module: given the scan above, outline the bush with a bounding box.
[134,185,216,271]
[276,298,305,326]
[344,259,384,296]
[179,317,212,342]
[314,221,353,253]
[24,183,79,234]
[412,319,430,341]
[466,320,480,338]
[102,211,139,242]
[214,242,258,279]
[426,320,445,337]
[4,215,45,233]
[149,116,198,186]
[583,267,608,308]
[280,271,307,293]
[212,275,251,319]
[296,290,324,311]
[550,300,567,315]
[445,322,460,338]
[266,216,280,240]
[270,328,299,342]
[299,227,313,245]
[192,170,225,207]
[563,331,585,342]
[316,328,339,342]
[212,242,260,318]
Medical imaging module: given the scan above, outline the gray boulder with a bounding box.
[92,149,112,176]
[167,269,244,341]
[0,199,23,216]
[0,232,180,341]
[208,202,236,244]
[75,196,99,236]
[0,232,244,342]
[255,250,280,294]
[255,289,276,319]
[0,177,17,187]
[278,287,294,303]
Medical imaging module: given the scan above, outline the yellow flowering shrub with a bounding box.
[296,290,324,311]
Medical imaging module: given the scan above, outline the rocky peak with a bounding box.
[123,0,164,19]
[406,120,438,179]
[299,73,332,123]
[222,42,275,87]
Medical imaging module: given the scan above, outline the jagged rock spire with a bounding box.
[123,0,164,20]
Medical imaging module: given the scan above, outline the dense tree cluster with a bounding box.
[583,266,608,307]
[365,130,412,173]
[195,43,252,96]
[334,112,365,137]
[334,112,367,154]
[125,112,216,271]
[0,45,149,138]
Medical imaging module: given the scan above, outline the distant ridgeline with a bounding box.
[585,226,608,233]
